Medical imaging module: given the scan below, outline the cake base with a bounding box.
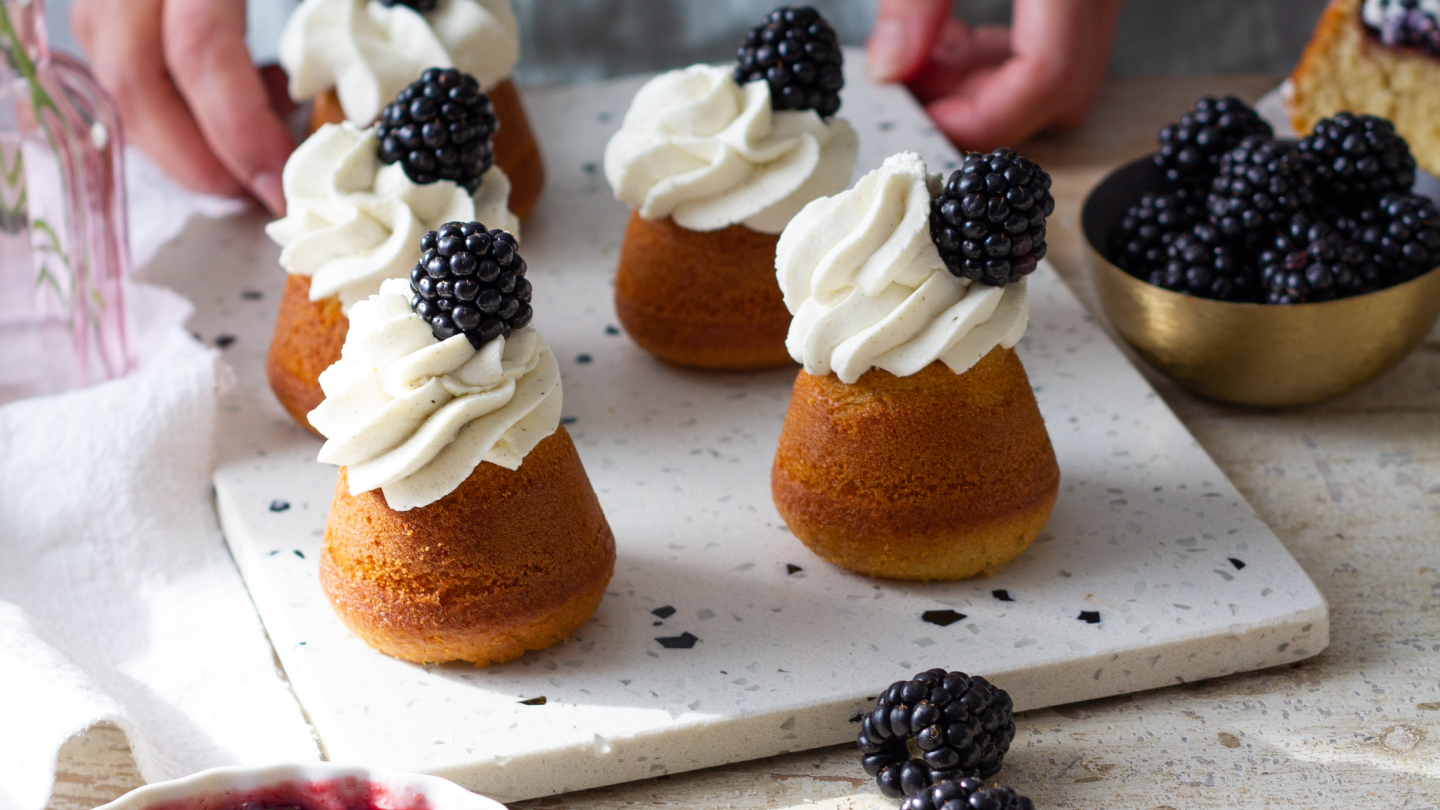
[771,350,1059,580]
[614,213,793,370]
[320,426,616,666]
[266,274,345,436]
[1288,0,1440,178]
[307,78,545,220]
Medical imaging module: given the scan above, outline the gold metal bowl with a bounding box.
[1082,156,1440,407]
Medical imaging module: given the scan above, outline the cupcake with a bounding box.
[771,152,1059,580]
[266,69,519,433]
[279,0,544,217]
[309,224,614,665]
[604,6,858,370]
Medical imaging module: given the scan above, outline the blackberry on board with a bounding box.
[1206,135,1314,241]
[1297,112,1416,207]
[901,778,1036,810]
[376,68,498,192]
[1110,187,1203,275]
[410,221,532,348]
[856,669,1016,798]
[930,149,1054,287]
[1149,223,1257,302]
[1341,193,1440,283]
[376,0,438,11]
[734,6,845,117]
[1154,95,1273,189]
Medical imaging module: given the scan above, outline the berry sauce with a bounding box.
[142,777,433,810]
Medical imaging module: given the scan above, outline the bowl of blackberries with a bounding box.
[1083,96,1440,407]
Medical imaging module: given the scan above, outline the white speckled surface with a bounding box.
[210,58,1328,802]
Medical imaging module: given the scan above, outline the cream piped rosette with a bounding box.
[308,278,561,511]
[280,0,519,126]
[603,64,858,234]
[266,122,518,311]
[777,152,1029,385]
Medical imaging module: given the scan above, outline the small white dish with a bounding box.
[95,763,505,810]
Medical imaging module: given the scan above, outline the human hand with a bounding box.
[866,0,1123,150]
[72,0,296,215]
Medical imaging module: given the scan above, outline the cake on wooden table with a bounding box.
[307,223,614,664]
[266,69,519,432]
[279,0,544,217]
[603,6,858,370]
[771,151,1059,580]
[1289,0,1440,179]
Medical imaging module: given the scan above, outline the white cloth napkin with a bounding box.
[0,150,320,810]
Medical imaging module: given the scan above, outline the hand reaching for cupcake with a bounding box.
[71,0,296,215]
[866,0,1124,150]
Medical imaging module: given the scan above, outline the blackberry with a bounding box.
[856,669,1015,798]
[1258,215,1374,304]
[1154,96,1273,189]
[930,149,1054,286]
[1298,112,1415,207]
[1342,194,1440,284]
[901,778,1036,810]
[409,221,531,348]
[1110,187,1203,275]
[1363,1,1440,56]
[376,68,498,192]
[376,0,437,11]
[1149,222,1257,302]
[1206,136,1314,241]
[734,6,844,117]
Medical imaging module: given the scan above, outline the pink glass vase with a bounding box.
[0,0,132,404]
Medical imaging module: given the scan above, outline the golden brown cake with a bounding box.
[266,275,342,436]
[614,213,793,370]
[308,79,544,220]
[772,351,1059,581]
[601,35,859,372]
[1289,0,1440,178]
[321,427,615,665]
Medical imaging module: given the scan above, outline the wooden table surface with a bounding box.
[46,74,1440,810]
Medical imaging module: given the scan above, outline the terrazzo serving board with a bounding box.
[211,54,1328,801]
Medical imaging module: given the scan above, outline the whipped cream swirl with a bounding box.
[308,278,561,511]
[280,0,520,125]
[266,122,518,311]
[778,152,1029,385]
[604,64,858,234]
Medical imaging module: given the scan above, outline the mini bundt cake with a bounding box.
[282,0,544,218]
[265,69,519,435]
[603,6,858,370]
[308,227,613,665]
[771,151,1059,580]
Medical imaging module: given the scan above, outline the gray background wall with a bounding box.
[42,0,1333,83]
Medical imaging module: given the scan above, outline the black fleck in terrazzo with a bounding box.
[992,589,1015,602]
[656,632,700,649]
[1078,610,1102,624]
[269,500,290,512]
[921,609,966,627]
[214,334,236,348]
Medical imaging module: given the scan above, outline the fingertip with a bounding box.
[253,171,286,217]
[866,18,911,83]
